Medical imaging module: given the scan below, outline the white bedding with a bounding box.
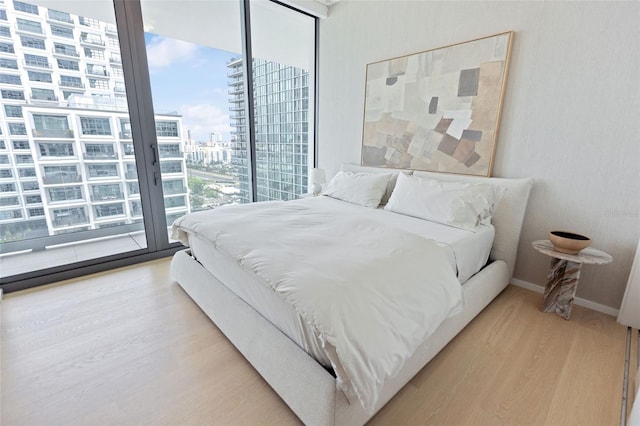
[172,197,464,414]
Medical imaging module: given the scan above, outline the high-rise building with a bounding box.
[227,57,310,203]
[0,1,189,247]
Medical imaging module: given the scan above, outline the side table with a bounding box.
[532,240,612,320]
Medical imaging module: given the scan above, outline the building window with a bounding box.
[88,78,108,90]
[15,154,32,163]
[88,164,118,178]
[31,88,56,101]
[86,63,107,76]
[0,26,11,38]
[33,114,71,138]
[57,58,79,70]
[155,121,179,137]
[0,209,22,220]
[0,73,21,85]
[164,195,186,208]
[0,42,14,53]
[13,1,39,15]
[80,32,103,45]
[0,183,16,191]
[0,195,19,206]
[78,17,100,29]
[0,57,18,69]
[127,182,140,195]
[53,42,78,56]
[8,122,26,135]
[0,141,5,149]
[1,89,24,100]
[25,53,49,68]
[94,203,124,218]
[25,194,42,204]
[0,10,7,21]
[162,179,185,195]
[16,18,43,34]
[85,143,115,159]
[12,140,29,149]
[52,207,88,226]
[80,117,111,135]
[111,66,124,78]
[84,47,104,60]
[158,144,181,158]
[21,181,37,191]
[160,161,182,174]
[0,154,9,164]
[20,35,46,50]
[48,10,72,24]
[50,25,73,39]
[106,36,119,49]
[62,90,82,100]
[27,70,52,83]
[38,143,74,157]
[48,186,82,202]
[18,168,36,178]
[28,207,44,217]
[0,168,12,178]
[60,75,83,88]
[43,165,79,184]
[91,183,122,201]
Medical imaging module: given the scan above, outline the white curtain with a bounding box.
[618,239,640,329]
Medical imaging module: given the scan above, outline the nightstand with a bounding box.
[532,240,612,320]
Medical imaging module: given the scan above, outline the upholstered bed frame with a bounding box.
[170,171,533,426]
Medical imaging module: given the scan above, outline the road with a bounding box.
[187,168,236,182]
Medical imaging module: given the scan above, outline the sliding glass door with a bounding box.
[0,0,316,292]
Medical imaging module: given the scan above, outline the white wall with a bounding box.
[318,1,640,309]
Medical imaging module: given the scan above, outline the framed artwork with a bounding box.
[361,31,514,176]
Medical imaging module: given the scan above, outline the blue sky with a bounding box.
[144,33,239,142]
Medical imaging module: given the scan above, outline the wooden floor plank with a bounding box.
[0,258,627,425]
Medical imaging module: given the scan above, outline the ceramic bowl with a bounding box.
[549,231,591,254]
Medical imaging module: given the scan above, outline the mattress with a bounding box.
[184,196,495,368]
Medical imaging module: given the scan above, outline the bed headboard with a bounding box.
[412,171,533,278]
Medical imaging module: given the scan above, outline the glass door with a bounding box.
[0,0,148,278]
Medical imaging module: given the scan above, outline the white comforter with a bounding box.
[172,197,463,413]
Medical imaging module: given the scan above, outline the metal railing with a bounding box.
[42,175,82,184]
[90,193,124,202]
[32,128,73,138]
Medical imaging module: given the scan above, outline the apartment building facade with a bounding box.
[227,56,310,203]
[0,1,189,246]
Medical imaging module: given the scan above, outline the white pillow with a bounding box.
[384,173,506,231]
[340,164,412,205]
[322,171,391,208]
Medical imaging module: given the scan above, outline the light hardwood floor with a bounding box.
[1,258,635,426]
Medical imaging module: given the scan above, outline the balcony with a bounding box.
[59,80,84,89]
[83,152,118,160]
[87,68,109,77]
[43,175,82,184]
[80,37,105,47]
[23,60,51,69]
[32,128,74,138]
[52,216,89,227]
[53,47,80,57]
[47,12,74,25]
[91,193,124,202]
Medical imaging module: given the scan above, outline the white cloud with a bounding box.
[146,36,198,69]
[180,103,232,141]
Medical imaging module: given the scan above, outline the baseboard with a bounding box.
[510,278,619,317]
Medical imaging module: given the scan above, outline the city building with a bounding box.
[227,56,310,203]
[0,1,189,247]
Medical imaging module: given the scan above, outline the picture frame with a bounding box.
[361,31,514,176]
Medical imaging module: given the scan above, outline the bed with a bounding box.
[170,166,533,425]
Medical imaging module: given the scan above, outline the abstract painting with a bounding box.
[361,31,513,176]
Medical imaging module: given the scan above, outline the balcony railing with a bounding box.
[23,60,51,69]
[80,37,105,46]
[43,175,82,184]
[163,186,186,195]
[52,216,89,227]
[83,152,118,160]
[109,56,122,64]
[159,150,184,159]
[87,68,108,77]
[54,47,80,57]
[91,193,124,202]
[47,12,74,24]
[15,24,44,35]
[59,80,84,88]
[32,128,74,138]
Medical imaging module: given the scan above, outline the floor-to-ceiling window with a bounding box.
[0,0,316,292]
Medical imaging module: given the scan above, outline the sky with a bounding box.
[144,33,239,142]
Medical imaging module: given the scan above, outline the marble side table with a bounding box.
[532,240,612,320]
